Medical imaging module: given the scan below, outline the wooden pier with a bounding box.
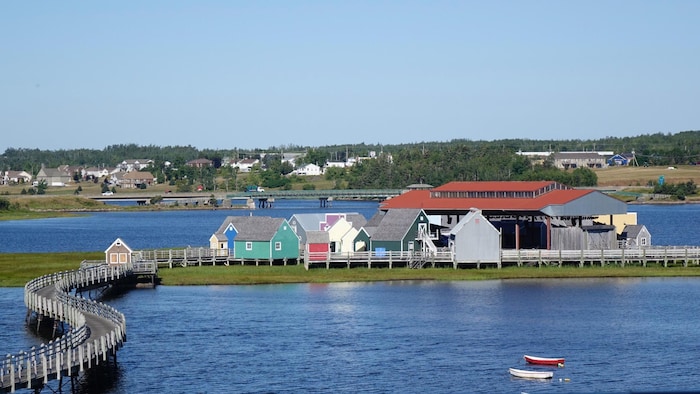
[0,261,154,393]
[136,246,700,270]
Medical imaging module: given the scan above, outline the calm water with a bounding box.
[3,279,700,393]
[0,201,698,253]
[0,199,380,253]
[2,202,700,393]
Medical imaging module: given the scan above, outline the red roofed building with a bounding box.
[381,181,628,250]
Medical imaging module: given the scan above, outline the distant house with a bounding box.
[449,209,501,267]
[515,151,553,166]
[325,161,348,168]
[2,170,32,185]
[36,166,72,186]
[607,152,636,167]
[552,152,610,169]
[281,152,303,168]
[234,158,260,173]
[83,167,112,180]
[294,163,323,176]
[105,238,132,265]
[621,224,651,248]
[210,216,299,261]
[119,159,152,172]
[60,165,82,180]
[186,158,213,168]
[120,171,155,189]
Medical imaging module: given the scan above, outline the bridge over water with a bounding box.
[91,189,403,208]
[226,189,402,199]
[0,261,155,393]
[226,189,403,208]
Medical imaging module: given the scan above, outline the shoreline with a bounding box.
[2,252,700,287]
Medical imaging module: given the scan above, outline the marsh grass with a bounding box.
[3,253,700,287]
[156,263,700,286]
[0,252,102,287]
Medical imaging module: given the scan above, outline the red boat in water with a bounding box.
[523,355,565,366]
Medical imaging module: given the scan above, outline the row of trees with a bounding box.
[2,131,700,191]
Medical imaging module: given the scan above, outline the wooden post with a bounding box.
[621,248,625,267]
[558,249,562,267]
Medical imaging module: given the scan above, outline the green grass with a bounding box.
[0,252,102,287]
[156,263,700,286]
[4,253,700,288]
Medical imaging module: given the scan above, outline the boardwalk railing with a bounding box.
[1,263,131,392]
[133,245,700,270]
[304,250,454,269]
[500,246,700,267]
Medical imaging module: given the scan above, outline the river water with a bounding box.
[1,202,700,393]
[0,201,698,253]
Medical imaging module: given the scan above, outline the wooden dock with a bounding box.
[136,246,700,270]
[0,261,149,393]
[500,247,700,268]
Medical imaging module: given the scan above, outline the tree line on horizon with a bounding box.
[1,130,699,190]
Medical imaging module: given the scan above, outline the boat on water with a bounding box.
[523,354,565,366]
[508,368,554,380]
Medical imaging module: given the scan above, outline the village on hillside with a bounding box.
[1,150,640,190]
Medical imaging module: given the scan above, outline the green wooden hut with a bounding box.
[231,216,300,262]
[366,208,431,253]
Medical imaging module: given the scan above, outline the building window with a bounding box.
[275,242,282,251]
[641,238,647,246]
[246,242,253,251]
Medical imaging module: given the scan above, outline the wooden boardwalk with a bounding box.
[136,246,700,270]
[0,261,153,393]
[500,247,700,268]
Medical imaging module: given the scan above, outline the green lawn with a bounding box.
[3,252,700,288]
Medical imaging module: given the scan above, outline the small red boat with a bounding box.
[523,354,565,366]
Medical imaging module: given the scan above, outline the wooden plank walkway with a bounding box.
[1,263,131,393]
[500,247,700,268]
[135,246,700,270]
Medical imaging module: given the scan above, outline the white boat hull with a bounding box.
[508,368,553,379]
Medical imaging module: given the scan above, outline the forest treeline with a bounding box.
[1,131,699,190]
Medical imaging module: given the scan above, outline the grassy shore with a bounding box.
[0,252,101,287]
[3,252,700,287]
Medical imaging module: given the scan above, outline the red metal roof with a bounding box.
[381,183,594,212]
[432,181,561,192]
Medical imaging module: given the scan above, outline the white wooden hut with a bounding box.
[449,209,501,268]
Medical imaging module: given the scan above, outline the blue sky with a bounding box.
[2,1,699,151]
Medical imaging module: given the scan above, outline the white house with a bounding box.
[83,167,112,180]
[119,159,152,172]
[294,163,323,176]
[234,158,260,172]
[2,170,32,185]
